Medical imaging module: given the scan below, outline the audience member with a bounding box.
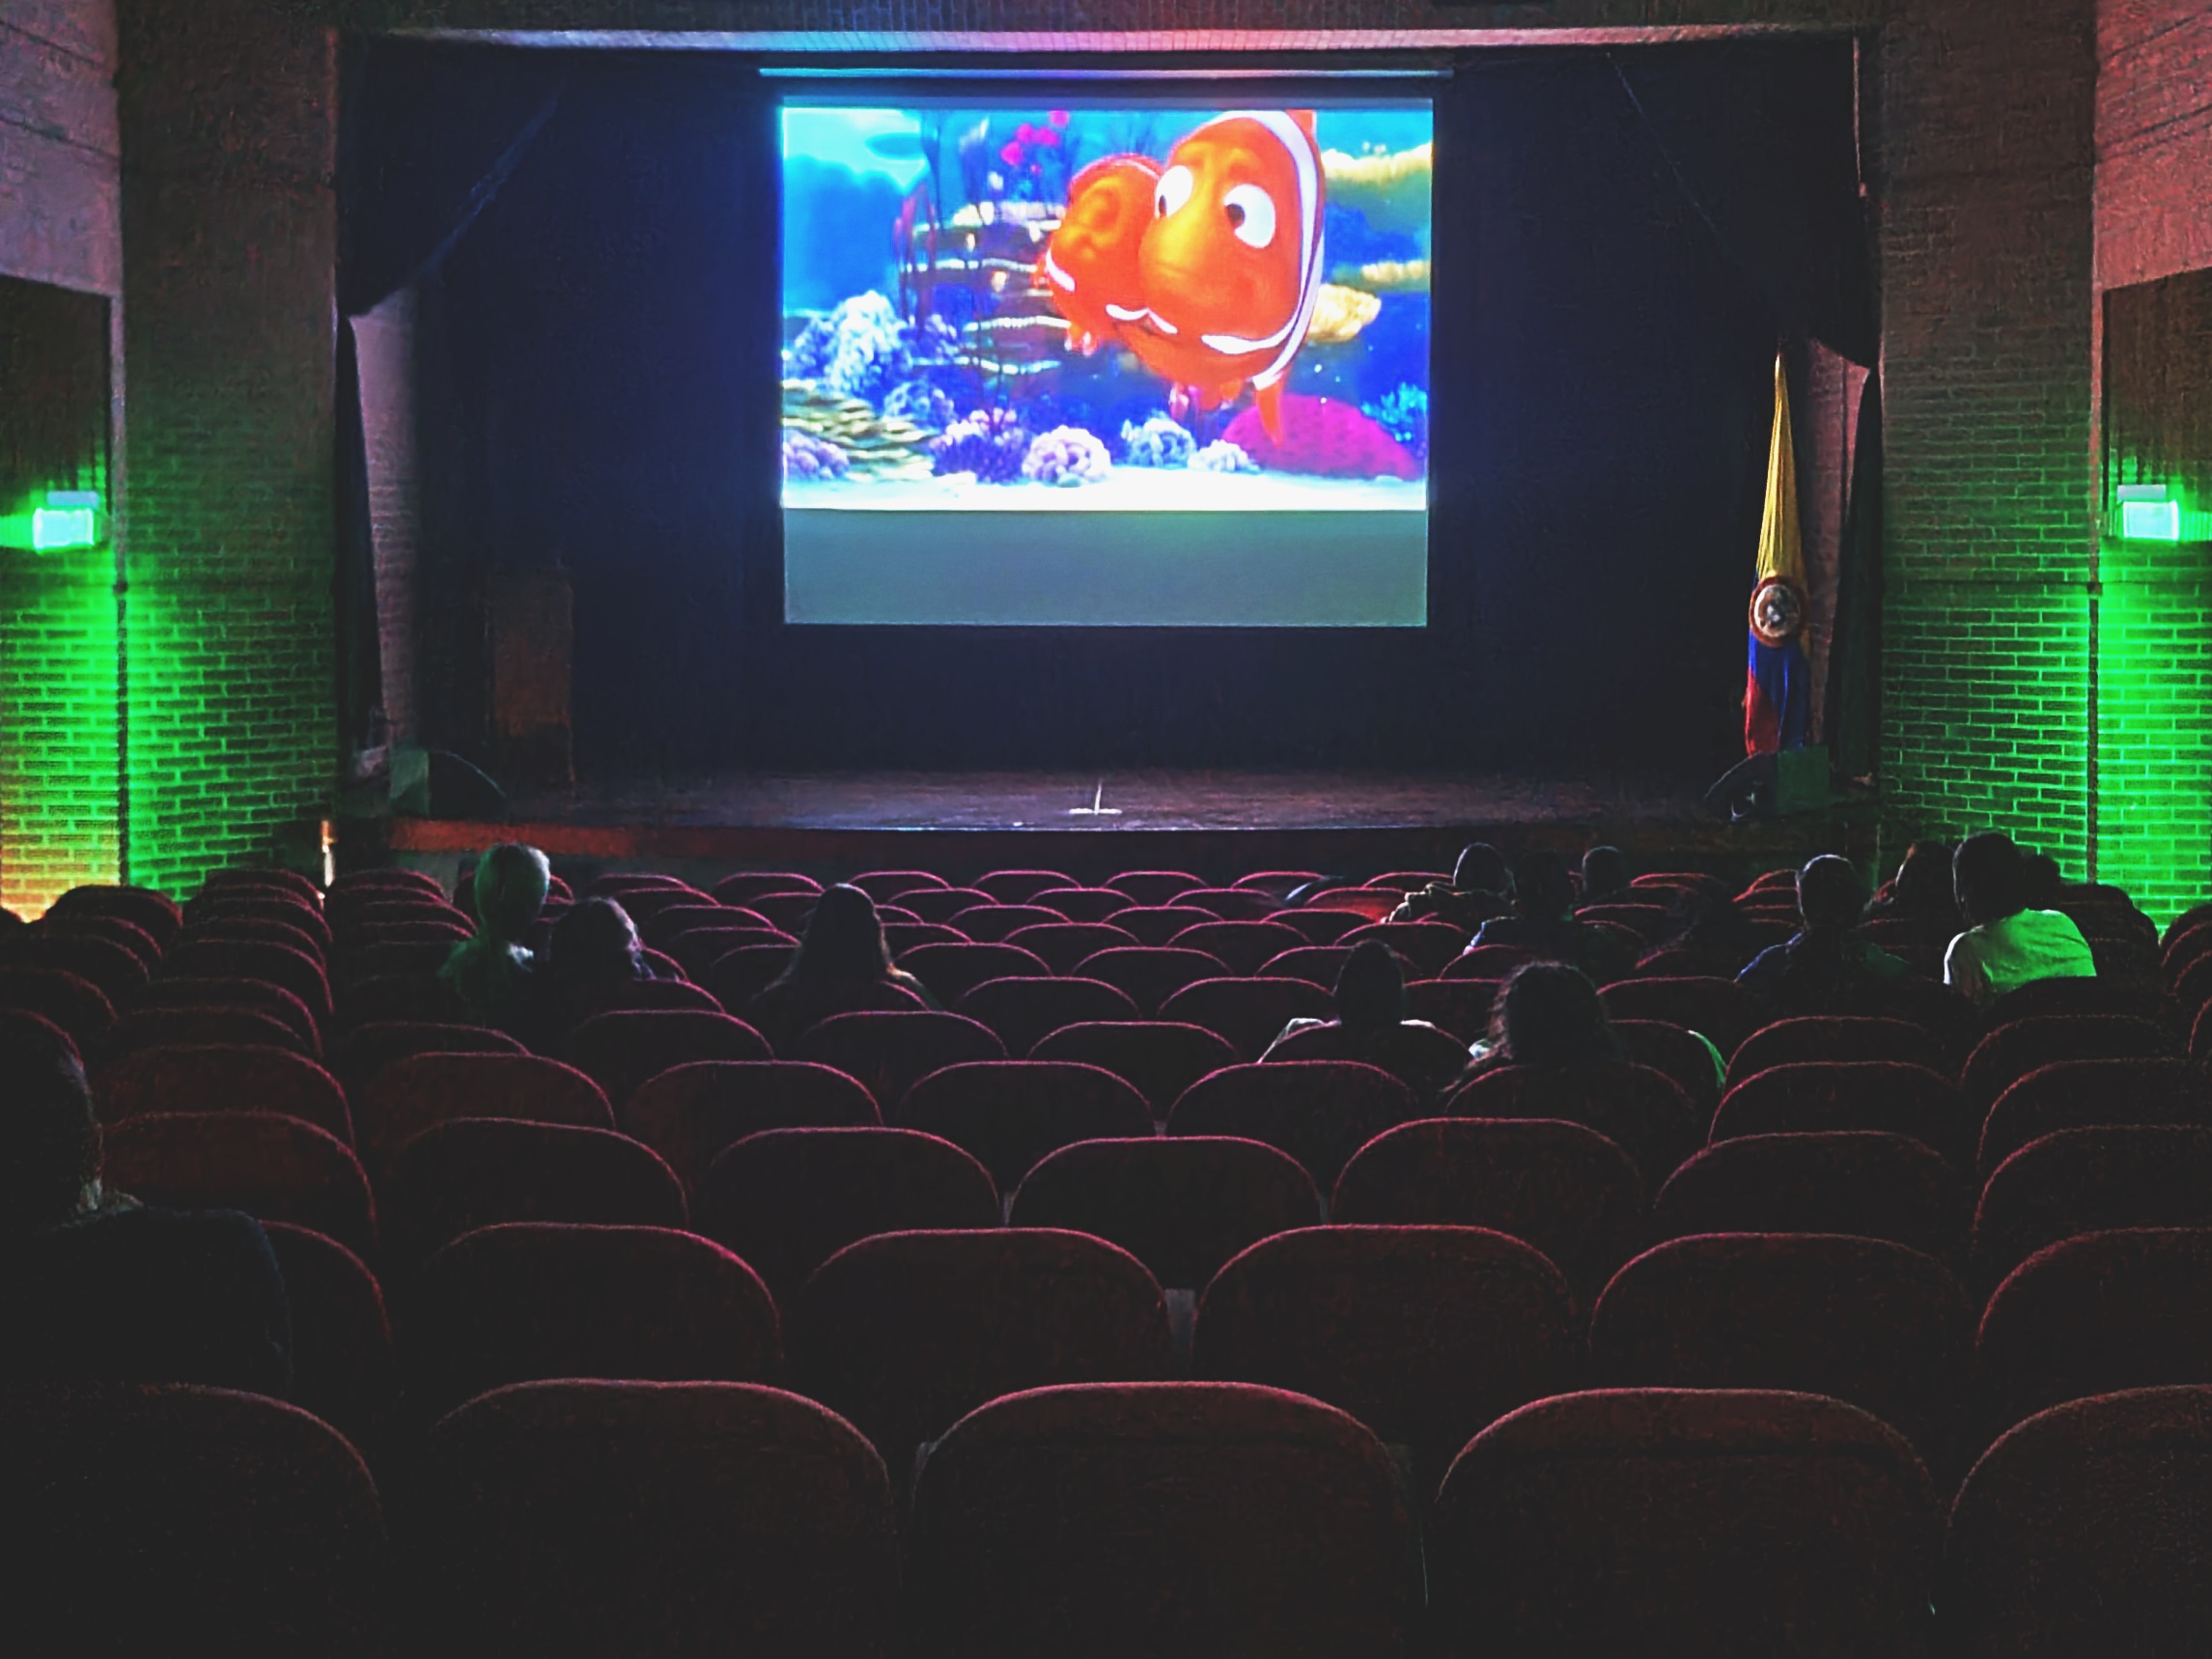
[1944,830,2096,1008]
[1262,940,1468,1099]
[1390,841,1513,926]
[439,842,551,1040]
[1865,838,1961,932]
[1453,960,1622,1083]
[1465,852,1638,984]
[538,896,656,1037]
[1737,855,1909,1015]
[1579,844,1631,906]
[2022,850,2064,913]
[0,1024,291,1395]
[1637,890,1766,978]
[743,884,938,1050]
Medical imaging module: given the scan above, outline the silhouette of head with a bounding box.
[1333,940,1407,1032]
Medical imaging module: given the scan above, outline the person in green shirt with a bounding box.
[1944,831,2096,1009]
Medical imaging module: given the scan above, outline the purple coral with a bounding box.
[930,408,1031,482]
[884,380,956,432]
[781,428,849,482]
[1022,426,1113,488]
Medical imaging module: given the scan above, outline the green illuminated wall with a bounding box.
[0,555,121,916]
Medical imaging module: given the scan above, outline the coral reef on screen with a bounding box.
[930,408,1032,482]
[1220,395,1420,481]
[1119,415,1196,468]
[1022,426,1114,487]
[780,428,849,481]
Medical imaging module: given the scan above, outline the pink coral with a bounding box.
[1219,394,1421,480]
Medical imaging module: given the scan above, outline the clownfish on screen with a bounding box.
[1036,110,1327,442]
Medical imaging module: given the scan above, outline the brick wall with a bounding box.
[2098,0,2212,291]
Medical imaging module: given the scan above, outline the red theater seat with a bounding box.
[1611,1018,1722,1129]
[1026,1020,1240,1117]
[709,870,822,906]
[1960,1014,2178,1116]
[1447,1061,1699,1190]
[49,884,183,948]
[1005,920,1140,973]
[1029,886,1135,924]
[132,975,322,1054]
[103,1112,378,1257]
[907,1381,1413,1659]
[1075,945,1232,1017]
[1259,943,1352,986]
[620,1060,879,1191]
[1726,1015,1946,1084]
[1404,976,1504,1043]
[1708,1060,1974,1168]
[893,1059,1154,1191]
[92,1044,352,1144]
[1159,975,1334,1060]
[1178,887,1287,920]
[884,886,978,924]
[788,1228,1171,1474]
[355,1053,612,1170]
[746,890,820,932]
[1330,1118,1647,1310]
[1306,887,1402,921]
[955,975,1140,1055]
[792,1009,1005,1113]
[1010,1137,1321,1289]
[343,940,458,982]
[43,913,163,970]
[1237,869,1327,893]
[1104,870,1204,905]
[1444,943,1538,978]
[3,930,150,1002]
[382,1119,686,1265]
[1263,1019,1470,1102]
[1575,903,1677,945]
[187,892,332,948]
[327,1021,523,1096]
[1167,919,1309,975]
[1972,1125,2212,1292]
[337,973,464,1030]
[1338,921,1472,976]
[562,1009,770,1108]
[407,1381,896,1659]
[204,866,322,902]
[101,1004,311,1060]
[1274,908,1372,944]
[898,941,1052,1004]
[1105,904,1223,946]
[1166,1059,1413,1188]
[1653,1132,1962,1261]
[1977,1056,2212,1177]
[1429,1390,1938,1657]
[1990,974,2179,1028]
[973,869,1077,904]
[943,904,1066,942]
[261,1222,396,1455]
[698,940,797,1012]
[1598,977,1761,1058]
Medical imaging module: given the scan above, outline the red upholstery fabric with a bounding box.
[972,870,1077,904]
[1166,1059,1414,1187]
[954,976,1141,1056]
[1307,887,1405,921]
[944,904,1066,943]
[1237,869,1327,892]
[356,1053,612,1170]
[1960,1015,2178,1115]
[1028,887,1135,924]
[1654,1132,1962,1261]
[583,976,728,1017]
[1010,1137,1321,1289]
[345,940,459,981]
[894,1060,1155,1190]
[1168,919,1312,976]
[1178,887,1287,920]
[1598,977,1762,1057]
[899,886,994,923]
[1104,870,1205,905]
[1193,1224,1580,1481]
[881,921,966,954]
[4,930,150,1002]
[102,1004,311,1060]
[92,1044,352,1143]
[327,1021,523,1096]
[1610,1018,1722,1129]
[792,1009,1006,1114]
[1026,1020,1240,1117]
[1728,1015,1946,1085]
[1944,1385,2212,1656]
[336,973,464,1029]
[1709,1060,1974,1168]
[50,884,183,947]
[1430,1390,1937,1657]
[262,1221,397,1455]
[0,1007,77,1065]
[2162,918,2212,979]
[1447,1061,1700,1189]
[907,1380,1413,1659]
[204,866,322,901]
[0,1382,385,1654]
[163,939,331,1022]
[1443,943,1538,978]
[1003,920,1140,973]
[709,871,822,905]
[188,893,333,949]
[1259,943,1352,986]
[665,926,786,982]
[382,1119,686,1264]
[1263,1019,1470,1102]
[332,867,443,898]
[1331,1118,1647,1310]
[1075,946,1233,1017]
[1273,908,1372,944]
[635,903,742,947]
[1103,905,1221,946]
[1364,870,1447,892]
[1336,921,1470,975]
[1989,974,2179,1028]
[747,890,821,932]
[105,1112,378,1256]
[44,913,163,970]
[1973,1126,2212,1293]
[621,1060,879,1191]
[405,1223,780,1422]
[898,941,1052,1005]
[699,940,798,1013]
[186,914,332,968]
[1977,1056,2212,1177]
[1404,975,1504,1042]
[1159,976,1334,1060]
[409,1380,896,1659]
[132,975,322,1053]
[562,1009,771,1108]
[1575,902,1677,944]
[789,1228,1171,1470]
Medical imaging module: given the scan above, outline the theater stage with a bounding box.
[363,769,1876,886]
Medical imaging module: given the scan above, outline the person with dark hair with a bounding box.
[743,884,938,1051]
[2022,851,2063,913]
[440,841,552,1039]
[1465,852,1638,984]
[538,896,656,1037]
[1945,830,2095,1008]
[1637,889,1766,979]
[1579,845,1631,906]
[1455,960,1623,1083]
[1737,855,1909,1015]
[1390,842,1513,926]
[0,1023,292,1395]
[1866,839,1961,931]
[1261,940,1468,1099]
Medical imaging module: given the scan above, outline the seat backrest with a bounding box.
[1166,919,1309,976]
[790,1228,1172,1469]
[1610,1018,1722,1130]
[1977,1056,2211,1176]
[1003,921,1140,973]
[406,1223,780,1424]
[1943,1385,2212,1656]
[1403,975,1504,1043]
[1972,1125,2212,1292]
[908,1382,1413,1659]
[102,1003,311,1060]
[328,1020,524,1095]
[897,941,1053,1005]
[1026,1020,1240,1116]
[335,972,465,1029]
[162,939,330,1020]
[1193,1224,1580,1474]
[1028,886,1135,924]
[1445,942,1538,978]
[1259,943,1353,987]
[894,1059,1155,1191]
[1010,1137,1321,1289]
[791,1009,1006,1113]
[954,975,1141,1056]
[710,871,823,906]
[1429,1389,1937,1657]
[1167,1059,1414,1188]
[620,1059,880,1191]
[944,904,1067,943]
[562,1009,771,1109]
[262,1221,396,1455]
[1264,1020,1472,1103]
[972,870,1076,904]
[1990,974,2179,1027]
[103,1112,378,1258]
[0,1381,385,1654]
[1961,1015,2178,1114]
[1273,908,1374,945]
[410,1380,896,1658]
[51,884,183,947]
[355,1052,612,1170]
[1074,945,1233,1017]
[0,965,116,1051]
[382,1120,686,1265]
[5,930,152,1001]
[1159,975,1336,1060]
[1331,1117,1647,1311]
[898,886,993,923]
[1100,905,1220,946]
[1104,870,1204,905]
[1709,1060,1974,1168]
[1337,921,1470,976]
[1598,976,1762,1057]
[1727,1015,1944,1084]
[692,1126,999,1301]
[1447,1061,1700,1190]
[132,975,322,1053]
[1654,1132,1962,1261]
[92,1043,353,1144]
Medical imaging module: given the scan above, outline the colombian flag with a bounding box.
[1745,353,1811,754]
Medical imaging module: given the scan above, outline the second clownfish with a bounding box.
[1037,154,1161,357]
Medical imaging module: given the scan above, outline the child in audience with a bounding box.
[1261,940,1467,1099]
[1737,855,1909,1015]
[1579,844,1631,906]
[538,896,657,1037]
[1944,831,2096,1008]
[744,884,938,1051]
[440,841,552,1040]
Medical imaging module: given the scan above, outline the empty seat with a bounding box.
[102,1003,311,1059]
[1101,904,1219,946]
[1332,1118,1647,1309]
[1444,943,1539,979]
[1166,919,1308,976]
[697,939,797,1010]
[337,973,465,1029]
[1727,1015,1945,1084]
[636,903,744,948]
[1972,1125,2212,1291]
[1027,1020,1240,1116]
[693,1126,998,1301]
[1961,1015,2177,1116]
[161,939,330,1023]
[262,1221,397,1455]
[1193,1224,1580,1483]
[50,884,183,948]
[1274,908,1374,945]
[710,870,822,906]
[346,940,461,981]
[907,1381,1413,1659]
[92,1044,352,1143]
[1977,1056,2212,1176]
[382,1120,686,1265]
[405,1223,780,1424]
[1011,1137,1321,1288]
[132,975,322,1053]
[43,913,161,971]
[944,904,1067,943]
[0,965,116,1052]
[1029,886,1136,924]
[955,976,1140,1056]
[1943,1385,2212,1657]
[5,930,151,1002]
[562,1009,770,1109]
[1655,1132,1961,1260]
[668,923,785,978]
[1709,1060,1974,1168]
[898,886,994,923]
[894,1060,1155,1191]
[789,1228,1171,1474]
[1447,1061,1700,1189]
[1306,887,1402,921]
[0,1382,385,1654]
[973,870,1077,905]
[1337,921,1468,976]
[620,1059,879,1190]
[1404,975,1503,1043]
[1429,1390,1937,1656]
[355,1053,613,1170]
[1178,887,1286,920]
[792,1009,1006,1113]
[103,1112,378,1257]
[1259,943,1352,986]
[1611,1018,1723,1129]
[1160,975,1334,1060]
[1004,920,1140,973]
[1264,1019,1471,1103]
[1104,870,1204,905]
[1166,1059,1414,1188]
[1075,946,1233,1017]
[409,1380,897,1659]
[1598,976,1762,1057]
[1974,1228,2212,1442]
[186,912,331,965]
[328,1020,525,1093]
[1990,974,2178,1027]
[898,941,1052,1005]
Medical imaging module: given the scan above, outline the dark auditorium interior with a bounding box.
[7,0,2212,1652]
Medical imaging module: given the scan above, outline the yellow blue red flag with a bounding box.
[1746,352,1811,753]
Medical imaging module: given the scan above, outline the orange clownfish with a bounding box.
[1125,110,1328,441]
[1038,154,1162,356]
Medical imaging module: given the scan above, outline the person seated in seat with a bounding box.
[1866,839,1961,933]
[0,1024,291,1395]
[1391,841,1514,926]
[439,841,551,1042]
[743,884,938,1052]
[1452,960,1622,1086]
[1736,855,1910,1016]
[1465,853,1638,986]
[1579,845,1632,907]
[1636,890,1766,979]
[1944,831,2095,1010]
[2022,850,2064,913]
[537,896,658,1040]
[1261,940,1469,1101]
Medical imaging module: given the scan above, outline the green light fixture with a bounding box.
[2116,484,2183,543]
[31,491,101,550]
